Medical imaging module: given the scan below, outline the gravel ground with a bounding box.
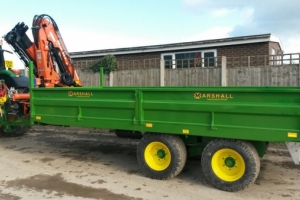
[0,127,299,200]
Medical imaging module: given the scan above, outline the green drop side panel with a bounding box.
[31,86,300,143]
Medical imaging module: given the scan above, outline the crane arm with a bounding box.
[4,22,38,77]
[4,14,82,87]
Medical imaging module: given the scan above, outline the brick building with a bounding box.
[70,33,282,69]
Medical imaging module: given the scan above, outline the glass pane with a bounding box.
[164,55,172,69]
[175,54,184,68]
[175,54,184,59]
[175,53,195,68]
[204,52,215,67]
[164,55,172,60]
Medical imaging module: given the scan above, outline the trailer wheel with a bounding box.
[137,133,187,180]
[0,126,30,137]
[201,139,260,192]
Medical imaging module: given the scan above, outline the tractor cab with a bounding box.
[0,40,29,92]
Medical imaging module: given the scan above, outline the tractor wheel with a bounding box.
[0,126,30,137]
[201,139,260,192]
[137,133,187,180]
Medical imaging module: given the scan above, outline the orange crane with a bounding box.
[4,14,82,88]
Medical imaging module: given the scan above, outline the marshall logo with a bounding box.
[194,92,201,99]
[194,92,233,101]
[68,91,93,97]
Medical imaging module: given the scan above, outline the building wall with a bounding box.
[115,53,161,70]
[216,42,269,58]
[73,58,98,69]
[72,41,281,69]
[73,52,161,69]
[269,42,282,54]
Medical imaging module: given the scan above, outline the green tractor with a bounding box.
[0,41,30,136]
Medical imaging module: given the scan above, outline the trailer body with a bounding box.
[31,86,300,144]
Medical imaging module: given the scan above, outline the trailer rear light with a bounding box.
[288,132,298,138]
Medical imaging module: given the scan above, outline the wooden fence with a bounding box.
[77,54,300,87]
[227,65,299,86]
[77,70,110,86]
[78,64,300,87]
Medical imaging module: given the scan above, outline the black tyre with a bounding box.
[0,126,30,137]
[115,130,143,139]
[137,133,187,180]
[201,139,260,192]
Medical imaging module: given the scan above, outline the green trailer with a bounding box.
[2,62,300,192]
[2,14,296,192]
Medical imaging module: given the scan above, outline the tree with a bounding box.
[89,54,117,74]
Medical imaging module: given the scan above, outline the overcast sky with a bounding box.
[0,0,299,68]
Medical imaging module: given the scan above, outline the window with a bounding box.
[174,53,203,68]
[204,52,215,67]
[163,55,173,69]
[175,53,194,68]
[162,50,216,68]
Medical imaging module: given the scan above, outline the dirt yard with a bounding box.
[0,127,299,200]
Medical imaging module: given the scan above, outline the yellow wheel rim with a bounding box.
[144,142,171,171]
[211,148,245,182]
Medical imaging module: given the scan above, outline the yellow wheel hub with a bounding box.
[144,142,171,171]
[211,148,245,182]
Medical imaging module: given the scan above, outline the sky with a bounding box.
[0,0,299,68]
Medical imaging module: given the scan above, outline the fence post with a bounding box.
[221,56,227,86]
[160,59,165,86]
[248,56,250,67]
[109,71,113,86]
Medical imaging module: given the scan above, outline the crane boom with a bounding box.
[4,14,82,87]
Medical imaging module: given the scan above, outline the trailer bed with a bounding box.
[31,86,300,143]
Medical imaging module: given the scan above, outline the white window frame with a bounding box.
[161,49,217,68]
